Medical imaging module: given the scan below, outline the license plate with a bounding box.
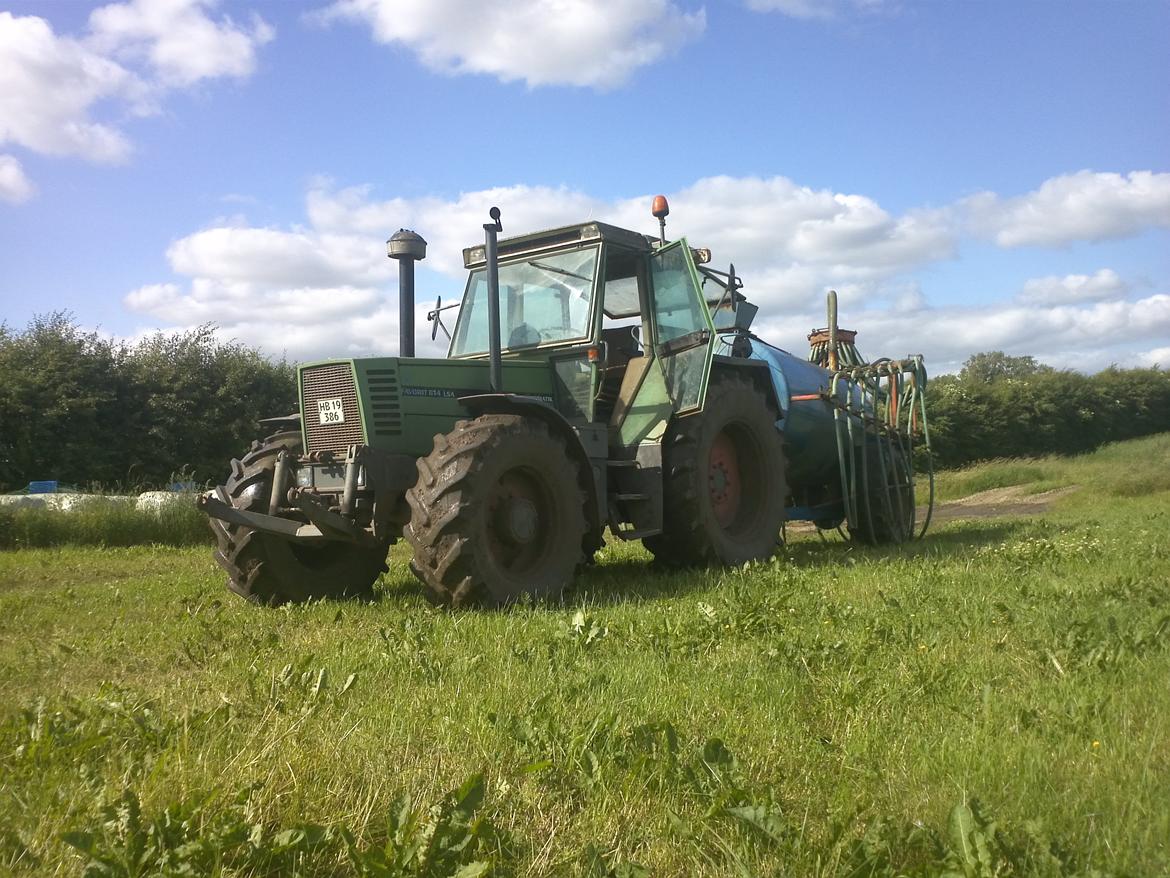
[317,398,346,425]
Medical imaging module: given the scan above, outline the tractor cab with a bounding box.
[441,207,743,437]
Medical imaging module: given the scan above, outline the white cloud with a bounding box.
[123,174,959,361]
[88,0,274,87]
[125,280,381,326]
[123,174,1169,371]
[1017,269,1129,306]
[964,170,1170,248]
[1138,346,1170,369]
[0,154,35,203]
[0,2,272,193]
[308,175,955,300]
[315,0,705,88]
[658,176,954,307]
[752,294,1170,376]
[745,0,891,20]
[0,11,140,163]
[166,226,390,289]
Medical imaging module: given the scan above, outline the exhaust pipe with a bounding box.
[483,207,503,392]
[387,229,427,358]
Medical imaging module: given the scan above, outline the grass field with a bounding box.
[1,435,1168,876]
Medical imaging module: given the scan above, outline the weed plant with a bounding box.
[0,437,1167,875]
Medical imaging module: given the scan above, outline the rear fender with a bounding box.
[711,357,785,419]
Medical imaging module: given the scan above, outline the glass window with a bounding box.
[602,247,643,318]
[450,247,598,357]
[650,243,708,343]
[650,242,712,413]
[603,276,640,318]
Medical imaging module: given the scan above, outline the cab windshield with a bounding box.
[450,247,598,357]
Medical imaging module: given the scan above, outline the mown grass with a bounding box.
[932,432,1170,501]
[0,437,1168,876]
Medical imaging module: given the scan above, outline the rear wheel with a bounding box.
[405,414,586,608]
[643,371,787,566]
[209,432,390,605]
[848,440,915,545]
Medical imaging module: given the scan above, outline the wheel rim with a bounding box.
[485,465,555,576]
[709,431,743,528]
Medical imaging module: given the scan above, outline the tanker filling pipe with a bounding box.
[828,289,839,372]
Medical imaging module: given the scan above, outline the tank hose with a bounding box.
[826,355,935,542]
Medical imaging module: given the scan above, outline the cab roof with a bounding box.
[463,221,653,269]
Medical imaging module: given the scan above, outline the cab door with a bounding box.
[648,240,715,414]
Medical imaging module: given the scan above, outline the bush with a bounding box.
[925,353,1170,468]
[0,314,296,492]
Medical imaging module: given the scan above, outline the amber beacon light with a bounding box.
[651,194,670,243]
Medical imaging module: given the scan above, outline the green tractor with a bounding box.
[201,199,930,607]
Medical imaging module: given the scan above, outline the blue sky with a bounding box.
[2,0,1168,373]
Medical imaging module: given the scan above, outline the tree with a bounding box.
[0,312,128,489]
[121,325,297,482]
[958,351,1053,384]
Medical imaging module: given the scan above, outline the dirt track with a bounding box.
[788,484,1077,533]
[927,484,1078,524]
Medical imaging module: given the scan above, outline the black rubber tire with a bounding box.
[405,414,586,608]
[209,431,390,605]
[643,371,788,567]
[848,440,915,545]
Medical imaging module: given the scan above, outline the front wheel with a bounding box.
[405,414,586,608]
[208,432,390,605]
[643,371,788,567]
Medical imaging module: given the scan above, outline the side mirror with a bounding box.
[427,294,456,341]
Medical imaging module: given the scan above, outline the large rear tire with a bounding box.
[405,414,586,608]
[848,440,915,545]
[209,432,390,605]
[643,371,787,566]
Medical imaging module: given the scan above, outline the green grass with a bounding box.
[1,437,1168,876]
[0,496,209,549]
[932,432,1170,501]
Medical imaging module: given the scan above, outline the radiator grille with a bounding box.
[366,367,402,437]
[302,363,364,455]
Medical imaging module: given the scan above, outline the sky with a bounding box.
[1,0,1168,374]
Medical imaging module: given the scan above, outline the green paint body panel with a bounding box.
[298,357,556,458]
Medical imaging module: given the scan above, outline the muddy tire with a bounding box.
[849,441,915,545]
[405,414,586,608]
[209,432,390,605]
[643,371,787,566]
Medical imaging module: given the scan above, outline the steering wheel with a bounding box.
[539,325,576,340]
[508,324,542,348]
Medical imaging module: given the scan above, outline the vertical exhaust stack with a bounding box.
[483,207,503,392]
[387,229,427,358]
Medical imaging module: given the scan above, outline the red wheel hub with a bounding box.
[708,431,741,528]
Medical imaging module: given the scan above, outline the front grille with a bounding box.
[301,363,364,455]
[365,367,402,437]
